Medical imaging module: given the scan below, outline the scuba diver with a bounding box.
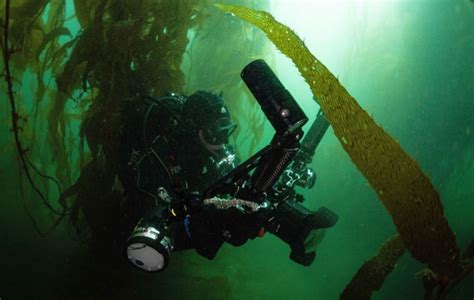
[117,60,338,272]
[117,90,240,271]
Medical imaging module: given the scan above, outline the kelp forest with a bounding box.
[1,0,473,299]
[1,0,270,298]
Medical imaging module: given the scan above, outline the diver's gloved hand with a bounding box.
[214,206,264,246]
[186,198,267,259]
[185,205,226,260]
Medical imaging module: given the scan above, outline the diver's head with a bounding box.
[183,90,237,153]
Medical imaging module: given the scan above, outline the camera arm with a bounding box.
[279,109,329,190]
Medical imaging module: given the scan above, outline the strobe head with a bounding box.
[126,220,173,272]
[241,59,308,135]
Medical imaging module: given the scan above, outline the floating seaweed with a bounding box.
[341,235,405,300]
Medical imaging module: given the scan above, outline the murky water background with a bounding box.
[1,0,473,299]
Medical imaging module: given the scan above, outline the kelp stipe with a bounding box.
[214,1,463,280]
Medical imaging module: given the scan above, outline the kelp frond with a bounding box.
[214,3,463,279]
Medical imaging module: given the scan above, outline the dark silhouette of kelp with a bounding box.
[2,0,270,298]
[1,0,67,235]
[340,235,405,300]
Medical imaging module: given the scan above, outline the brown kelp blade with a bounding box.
[215,3,462,278]
[341,235,405,300]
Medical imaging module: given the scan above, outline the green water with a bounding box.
[1,0,473,299]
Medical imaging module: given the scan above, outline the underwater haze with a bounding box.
[1,0,473,299]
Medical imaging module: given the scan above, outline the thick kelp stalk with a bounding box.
[214,4,463,279]
[341,235,405,300]
[421,240,474,299]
